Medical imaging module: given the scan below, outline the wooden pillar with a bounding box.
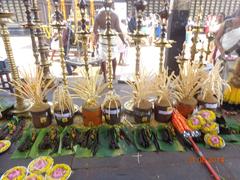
[166,0,190,75]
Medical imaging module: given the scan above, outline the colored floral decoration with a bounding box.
[197,109,216,122]
[25,174,44,180]
[46,164,71,180]
[201,122,219,134]
[28,156,54,174]
[0,140,11,154]
[204,134,225,149]
[187,115,206,130]
[1,166,27,180]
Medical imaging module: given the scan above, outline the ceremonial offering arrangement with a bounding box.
[0,139,11,153]
[1,166,27,180]
[46,164,71,180]
[28,156,54,174]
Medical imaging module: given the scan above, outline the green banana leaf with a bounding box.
[222,134,240,145]
[74,127,94,158]
[224,116,240,132]
[156,125,185,152]
[95,125,124,157]
[28,127,62,158]
[133,124,157,152]
[117,126,138,155]
[58,126,76,156]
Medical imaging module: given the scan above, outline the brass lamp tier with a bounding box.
[32,0,53,83]
[0,10,31,114]
[190,12,204,62]
[23,0,39,65]
[52,2,68,87]
[129,0,148,78]
[77,0,91,77]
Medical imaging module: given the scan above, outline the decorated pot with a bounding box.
[176,97,197,118]
[133,99,152,124]
[154,99,173,123]
[103,100,121,125]
[30,103,52,129]
[54,109,74,127]
[197,94,218,111]
[82,104,102,126]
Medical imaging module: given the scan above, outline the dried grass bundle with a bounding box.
[154,69,182,106]
[11,67,55,110]
[200,61,229,104]
[70,68,108,108]
[175,61,205,103]
[52,85,74,115]
[125,71,155,108]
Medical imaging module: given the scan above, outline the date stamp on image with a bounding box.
[188,156,225,164]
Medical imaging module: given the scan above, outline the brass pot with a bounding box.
[176,97,197,118]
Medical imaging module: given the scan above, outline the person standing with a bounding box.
[93,0,127,82]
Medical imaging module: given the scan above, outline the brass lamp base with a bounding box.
[11,99,32,114]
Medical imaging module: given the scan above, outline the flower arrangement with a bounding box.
[46,164,71,180]
[1,166,27,180]
[28,156,54,174]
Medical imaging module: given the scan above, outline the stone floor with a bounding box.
[1,36,240,179]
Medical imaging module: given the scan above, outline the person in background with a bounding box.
[128,11,136,33]
[62,21,77,75]
[93,1,127,82]
[118,19,128,65]
[50,29,59,61]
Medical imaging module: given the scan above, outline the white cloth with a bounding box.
[51,39,59,51]
[98,29,118,61]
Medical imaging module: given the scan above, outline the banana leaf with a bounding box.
[117,126,138,155]
[74,127,94,158]
[222,134,240,145]
[29,127,62,158]
[58,126,77,156]
[224,116,240,132]
[156,125,185,152]
[133,124,157,152]
[95,125,124,157]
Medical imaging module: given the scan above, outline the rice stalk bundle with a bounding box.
[11,67,55,110]
[200,61,230,104]
[52,85,74,115]
[70,68,108,108]
[175,61,206,102]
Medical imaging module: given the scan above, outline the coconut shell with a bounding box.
[30,102,50,112]
[198,93,218,104]
[181,97,197,106]
[230,76,240,88]
[134,99,152,110]
[103,100,121,109]
[155,98,171,107]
